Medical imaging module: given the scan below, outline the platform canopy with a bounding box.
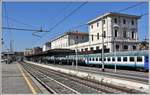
[25,49,75,58]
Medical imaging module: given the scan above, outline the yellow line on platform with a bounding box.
[17,63,37,94]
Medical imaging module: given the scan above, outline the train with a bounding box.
[26,50,149,71]
[67,50,149,71]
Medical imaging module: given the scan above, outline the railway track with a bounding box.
[21,63,80,94]
[21,62,146,94]
[21,63,102,94]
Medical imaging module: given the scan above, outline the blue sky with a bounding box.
[2,2,148,52]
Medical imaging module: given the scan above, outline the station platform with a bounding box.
[2,62,47,94]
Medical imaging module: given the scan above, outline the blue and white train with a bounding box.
[69,50,149,71]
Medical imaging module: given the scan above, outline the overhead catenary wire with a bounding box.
[2,27,49,32]
[3,15,38,28]
[48,2,73,26]
[49,2,87,33]
[33,2,88,46]
[37,2,74,41]
[117,2,145,12]
[68,24,87,31]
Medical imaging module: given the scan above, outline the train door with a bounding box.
[85,54,89,65]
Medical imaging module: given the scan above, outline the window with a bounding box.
[97,22,99,27]
[103,20,105,24]
[104,45,107,49]
[123,57,127,62]
[96,58,98,61]
[81,49,84,52]
[130,57,134,62]
[90,47,93,51]
[117,57,121,62]
[112,57,115,61]
[137,57,142,62]
[89,58,91,61]
[82,36,84,40]
[133,46,136,50]
[104,58,106,61]
[115,29,118,37]
[103,31,106,38]
[99,58,102,61]
[91,25,93,29]
[131,20,134,25]
[107,58,110,61]
[85,48,88,51]
[75,41,78,44]
[76,36,78,39]
[132,31,134,39]
[145,56,148,62]
[124,45,128,50]
[123,31,127,38]
[92,35,94,41]
[123,19,126,24]
[92,58,95,61]
[97,33,99,40]
[96,46,99,50]
[114,18,117,24]
[116,45,119,50]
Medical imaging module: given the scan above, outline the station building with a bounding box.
[24,47,42,56]
[43,31,89,51]
[43,12,141,53]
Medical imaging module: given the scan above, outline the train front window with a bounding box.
[137,57,142,62]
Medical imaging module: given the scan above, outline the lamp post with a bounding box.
[101,32,105,72]
[75,40,78,70]
[114,38,117,72]
[101,18,105,72]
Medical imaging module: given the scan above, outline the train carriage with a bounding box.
[81,50,149,71]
